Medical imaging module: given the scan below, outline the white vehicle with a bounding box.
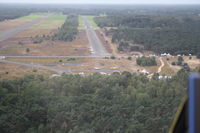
[79,72,84,75]
[100,72,107,75]
[94,67,100,70]
[0,56,5,60]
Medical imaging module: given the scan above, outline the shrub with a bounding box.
[33,69,37,72]
[171,62,176,65]
[178,56,184,62]
[136,56,157,66]
[127,56,132,60]
[26,48,30,53]
[110,56,116,59]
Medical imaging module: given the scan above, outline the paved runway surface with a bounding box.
[4,55,108,58]
[83,16,109,57]
[0,59,71,74]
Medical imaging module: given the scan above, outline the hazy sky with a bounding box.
[0,0,200,4]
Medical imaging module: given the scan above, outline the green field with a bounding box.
[31,14,66,29]
[87,16,99,29]
[46,14,66,20]
[17,13,45,20]
[78,15,85,30]
[78,16,99,29]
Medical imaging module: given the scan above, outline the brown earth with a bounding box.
[0,20,31,33]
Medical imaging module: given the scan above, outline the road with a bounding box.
[83,16,109,57]
[147,57,165,78]
[0,60,71,75]
[157,57,164,73]
[0,14,51,42]
[3,55,108,58]
[0,59,117,74]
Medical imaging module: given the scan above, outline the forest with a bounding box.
[0,71,188,133]
[52,15,78,41]
[94,13,200,56]
[0,5,30,21]
[136,56,157,66]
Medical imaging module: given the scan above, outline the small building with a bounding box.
[140,69,149,75]
[100,72,107,75]
[50,74,61,78]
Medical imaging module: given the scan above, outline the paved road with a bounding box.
[73,68,117,73]
[0,59,118,74]
[4,55,108,58]
[0,15,51,42]
[0,60,71,75]
[83,16,109,57]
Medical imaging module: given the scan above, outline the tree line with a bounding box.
[52,15,78,41]
[0,70,188,133]
[136,56,157,66]
[94,13,200,56]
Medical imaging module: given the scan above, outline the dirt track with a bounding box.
[147,57,164,78]
[157,57,164,73]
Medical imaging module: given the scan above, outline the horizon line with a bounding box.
[0,2,200,5]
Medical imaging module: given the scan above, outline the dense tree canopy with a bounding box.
[95,13,200,55]
[0,71,188,133]
[52,15,78,41]
[136,56,157,66]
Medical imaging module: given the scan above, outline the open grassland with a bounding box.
[0,13,91,56]
[167,56,200,70]
[0,62,55,80]
[87,16,99,29]
[6,57,159,74]
[160,56,200,75]
[78,15,99,30]
[46,14,66,20]
[6,57,86,65]
[0,30,90,56]
[183,56,200,69]
[78,15,84,30]
[55,57,149,74]
[5,56,188,76]
[160,57,179,76]
[15,29,54,37]
[31,14,66,29]
[16,13,46,20]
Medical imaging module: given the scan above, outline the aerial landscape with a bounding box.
[0,1,200,133]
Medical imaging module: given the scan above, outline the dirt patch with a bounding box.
[159,57,179,76]
[15,29,55,38]
[95,30,112,53]
[0,20,31,33]
[0,37,30,48]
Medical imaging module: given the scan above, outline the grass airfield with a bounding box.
[0,13,200,79]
